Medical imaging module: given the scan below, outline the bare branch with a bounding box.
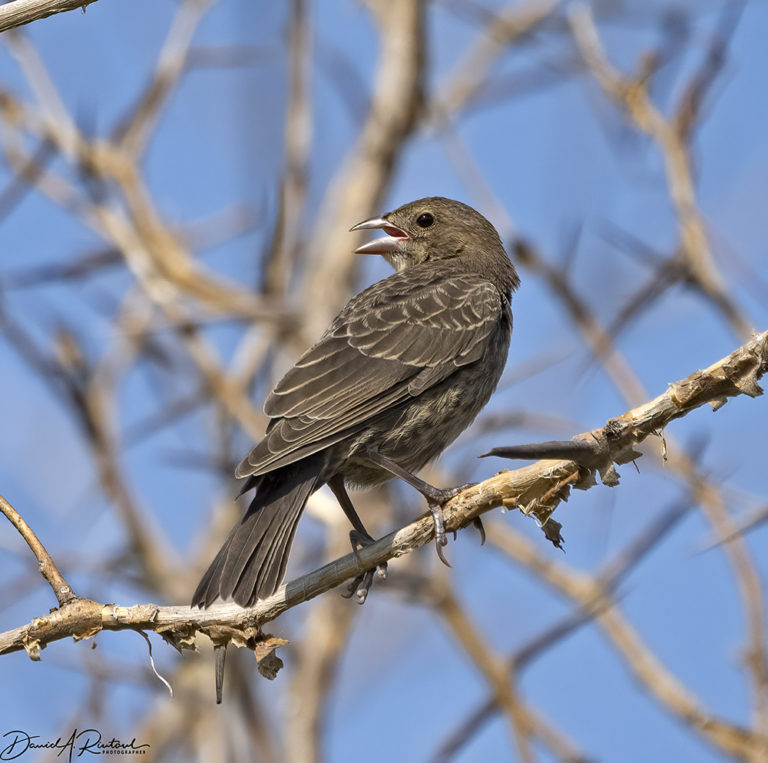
[262,0,312,296]
[1,330,765,661]
[0,0,98,34]
[0,492,76,608]
[436,503,689,762]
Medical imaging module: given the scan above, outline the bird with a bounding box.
[192,196,520,608]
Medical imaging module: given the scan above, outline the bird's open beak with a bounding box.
[350,216,409,255]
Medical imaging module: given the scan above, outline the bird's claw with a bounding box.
[342,569,375,603]
[428,500,452,568]
[349,529,374,564]
[435,541,452,568]
[342,530,387,604]
[473,516,486,545]
[424,483,477,568]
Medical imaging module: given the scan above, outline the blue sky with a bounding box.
[1,1,767,761]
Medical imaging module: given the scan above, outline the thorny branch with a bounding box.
[2,331,766,667]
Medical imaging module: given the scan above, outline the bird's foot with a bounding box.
[423,483,476,568]
[416,481,476,506]
[341,529,387,605]
[427,499,451,567]
[362,451,479,569]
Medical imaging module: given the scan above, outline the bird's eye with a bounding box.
[416,212,434,228]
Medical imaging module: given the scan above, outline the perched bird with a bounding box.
[192,197,519,608]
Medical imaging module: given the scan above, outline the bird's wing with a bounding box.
[236,270,503,478]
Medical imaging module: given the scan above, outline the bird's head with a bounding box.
[350,197,517,289]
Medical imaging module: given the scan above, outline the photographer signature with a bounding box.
[1,729,149,761]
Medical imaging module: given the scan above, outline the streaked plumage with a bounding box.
[193,197,519,608]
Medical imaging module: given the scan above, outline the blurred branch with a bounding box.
[700,502,768,551]
[0,136,54,220]
[428,0,558,123]
[666,446,768,745]
[568,3,752,340]
[114,0,215,156]
[433,579,537,763]
[434,502,690,763]
[0,0,98,34]
[1,331,765,656]
[674,4,744,141]
[0,90,272,439]
[0,305,178,592]
[485,520,768,761]
[262,0,312,296]
[2,33,266,319]
[302,0,424,327]
[284,523,359,763]
[514,238,648,406]
[0,245,122,289]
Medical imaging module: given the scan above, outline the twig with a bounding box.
[0,492,76,607]
[699,502,768,552]
[428,0,558,123]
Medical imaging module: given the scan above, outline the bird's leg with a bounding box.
[365,449,476,567]
[328,476,387,604]
[328,475,379,554]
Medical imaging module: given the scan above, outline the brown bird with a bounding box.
[192,197,519,608]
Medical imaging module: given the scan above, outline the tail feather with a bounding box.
[251,500,300,596]
[192,460,322,608]
[192,529,233,607]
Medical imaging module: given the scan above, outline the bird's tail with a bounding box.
[192,460,322,608]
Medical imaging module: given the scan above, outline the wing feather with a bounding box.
[239,267,504,478]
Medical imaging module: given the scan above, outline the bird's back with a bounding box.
[237,260,513,481]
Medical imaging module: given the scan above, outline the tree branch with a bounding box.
[1,331,766,668]
[0,0,98,34]
[0,493,76,607]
